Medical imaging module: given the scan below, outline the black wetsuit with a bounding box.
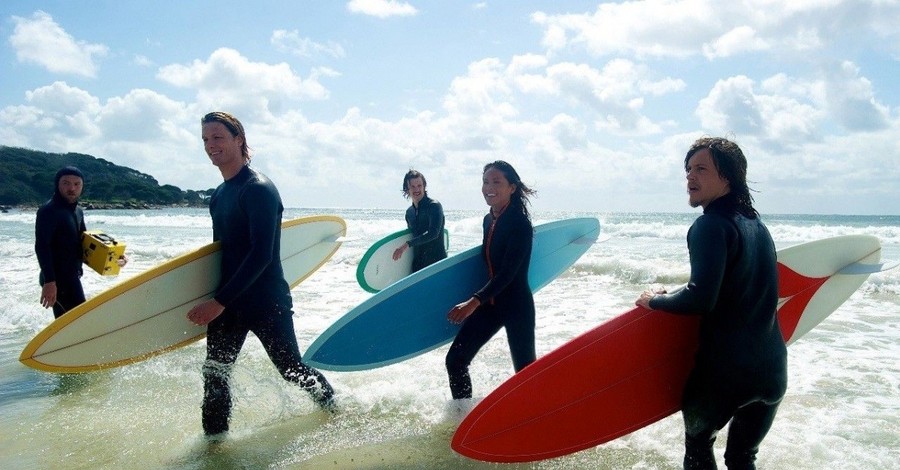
[35,193,86,318]
[404,195,447,272]
[445,205,535,399]
[649,194,787,470]
[201,165,334,435]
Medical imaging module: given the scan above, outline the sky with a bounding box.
[1,0,899,215]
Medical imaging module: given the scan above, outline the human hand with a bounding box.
[40,282,57,309]
[392,243,408,261]
[448,297,480,324]
[117,255,128,267]
[186,299,225,326]
[635,286,666,309]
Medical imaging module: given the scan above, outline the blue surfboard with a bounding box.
[305,217,600,371]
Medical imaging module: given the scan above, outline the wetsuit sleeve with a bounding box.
[474,215,532,303]
[407,200,445,247]
[34,207,58,283]
[649,215,729,315]
[213,183,280,307]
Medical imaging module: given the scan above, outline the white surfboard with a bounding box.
[356,228,450,293]
[20,215,346,373]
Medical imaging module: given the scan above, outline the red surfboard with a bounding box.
[452,235,884,463]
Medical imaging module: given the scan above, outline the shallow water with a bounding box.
[1,208,898,469]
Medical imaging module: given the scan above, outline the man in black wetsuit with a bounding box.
[636,137,787,470]
[35,166,87,318]
[186,112,335,437]
[392,169,447,272]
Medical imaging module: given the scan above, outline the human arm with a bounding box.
[645,216,730,314]
[406,200,445,248]
[212,183,281,307]
[473,214,532,303]
[34,206,58,284]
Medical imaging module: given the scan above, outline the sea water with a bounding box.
[0,208,897,469]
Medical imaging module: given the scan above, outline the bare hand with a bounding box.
[635,286,666,309]
[186,299,225,326]
[117,255,129,267]
[392,243,408,261]
[40,282,57,309]
[448,297,481,324]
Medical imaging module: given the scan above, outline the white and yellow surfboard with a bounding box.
[20,215,346,373]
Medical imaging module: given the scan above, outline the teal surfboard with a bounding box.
[356,228,450,293]
[306,218,601,371]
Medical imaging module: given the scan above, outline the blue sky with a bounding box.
[2,0,898,214]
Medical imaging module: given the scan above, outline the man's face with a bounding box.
[408,177,425,205]
[57,175,83,204]
[202,122,244,170]
[686,148,730,209]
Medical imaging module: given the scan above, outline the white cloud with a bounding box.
[696,75,824,145]
[9,11,108,77]
[702,26,770,59]
[823,61,890,132]
[133,55,155,68]
[271,30,346,59]
[156,48,333,115]
[347,0,418,18]
[532,0,898,60]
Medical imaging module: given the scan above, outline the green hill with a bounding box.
[0,146,213,208]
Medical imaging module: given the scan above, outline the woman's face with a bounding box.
[482,167,516,212]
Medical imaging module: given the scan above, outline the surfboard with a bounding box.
[356,228,450,293]
[305,217,601,371]
[451,235,884,463]
[20,215,347,373]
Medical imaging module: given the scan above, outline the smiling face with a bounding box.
[202,121,245,178]
[686,148,730,209]
[57,175,83,204]
[407,176,425,206]
[482,167,516,213]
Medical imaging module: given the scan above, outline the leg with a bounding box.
[253,312,335,411]
[723,399,782,470]
[503,304,536,372]
[202,317,248,435]
[681,371,738,470]
[445,306,504,399]
[53,279,86,318]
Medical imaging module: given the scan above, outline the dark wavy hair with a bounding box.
[201,111,251,163]
[483,160,536,219]
[685,136,757,217]
[401,169,427,199]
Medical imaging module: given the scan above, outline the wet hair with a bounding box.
[401,169,427,199]
[201,111,251,163]
[685,136,757,217]
[483,160,536,219]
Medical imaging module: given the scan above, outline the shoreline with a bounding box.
[1,202,208,213]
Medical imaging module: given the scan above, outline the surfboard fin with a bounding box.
[838,260,898,275]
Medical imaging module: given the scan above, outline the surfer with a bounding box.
[35,166,127,318]
[392,169,447,272]
[446,161,537,401]
[186,112,336,437]
[635,137,787,469]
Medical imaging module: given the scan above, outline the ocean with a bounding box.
[1,207,897,469]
